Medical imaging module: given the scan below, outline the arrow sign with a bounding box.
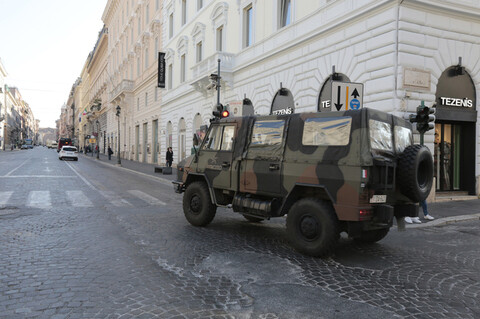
[352,88,360,98]
[334,86,343,111]
[330,81,364,112]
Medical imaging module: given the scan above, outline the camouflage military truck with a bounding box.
[173,108,433,256]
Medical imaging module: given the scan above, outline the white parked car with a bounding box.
[59,146,78,161]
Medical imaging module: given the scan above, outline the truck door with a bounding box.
[197,124,236,190]
[240,119,286,196]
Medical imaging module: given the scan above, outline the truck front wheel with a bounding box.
[183,181,216,226]
[286,198,339,257]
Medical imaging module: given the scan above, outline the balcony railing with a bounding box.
[110,80,134,102]
[191,52,235,80]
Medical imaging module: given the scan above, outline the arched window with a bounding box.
[318,73,350,112]
[271,88,294,115]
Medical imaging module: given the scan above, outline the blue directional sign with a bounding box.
[350,99,360,110]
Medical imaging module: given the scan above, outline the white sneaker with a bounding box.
[404,217,413,224]
[424,214,435,220]
[412,217,422,224]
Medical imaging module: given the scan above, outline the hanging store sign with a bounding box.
[158,52,166,88]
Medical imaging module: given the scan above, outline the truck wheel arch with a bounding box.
[281,184,334,217]
[184,174,216,205]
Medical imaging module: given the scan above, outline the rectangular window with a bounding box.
[155,86,158,101]
[145,48,149,68]
[244,5,253,48]
[250,120,284,147]
[155,37,159,58]
[369,120,393,152]
[168,64,173,89]
[216,26,223,51]
[146,4,149,24]
[137,98,140,111]
[138,16,141,35]
[197,0,203,11]
[180,54,186,83]
[181,0,187,26]
[145,92,148,107]
[169,13,173,38]
[137,57,140,76]
[202,125,235,151]
[394,126,412,153]
[131,27,133,44]
[279,0,291,28]
[156,0,159,11]
[196,41,202,63]
[302,117,352,146]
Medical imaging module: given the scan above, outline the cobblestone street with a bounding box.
[1,149,479,318]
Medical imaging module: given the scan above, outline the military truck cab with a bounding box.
[173,108,433,256]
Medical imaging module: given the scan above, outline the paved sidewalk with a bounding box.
[80,151,177,183]
[79,152,480,228]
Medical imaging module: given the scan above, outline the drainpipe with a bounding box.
[395,0,405,112]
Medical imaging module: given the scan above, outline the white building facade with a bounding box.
[102,0,164,164]
[161,0,480,196]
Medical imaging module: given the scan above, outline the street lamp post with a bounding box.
[115,105,121,166]
[95,120,100,160]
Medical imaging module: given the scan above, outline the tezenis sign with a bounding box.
[440,97,473,108]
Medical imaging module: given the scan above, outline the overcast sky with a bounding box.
[0,0,107,128]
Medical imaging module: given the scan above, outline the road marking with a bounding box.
[99,190,132,207]
[64,161,97,190]
[4,159,30,176]
[66,191,93,207]
[27,191,51,208]
[0,191,13,205]
[128,190,166,206]
[1,175,75,178]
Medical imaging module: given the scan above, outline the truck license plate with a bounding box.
[370,195,386,203]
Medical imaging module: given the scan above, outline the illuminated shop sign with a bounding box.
[440,97,473,108]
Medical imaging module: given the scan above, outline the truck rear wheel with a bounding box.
[183,181,216,226]
[286,198,339,257]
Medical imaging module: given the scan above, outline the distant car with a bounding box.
[59,146,78,161]
[21,144,28,150]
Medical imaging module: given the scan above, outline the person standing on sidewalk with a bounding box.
[108,146,113,160]
[405,200,435,224]
[166,147,173,167]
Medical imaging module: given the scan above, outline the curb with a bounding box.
[406,213,480,228]
[80,154,174,187]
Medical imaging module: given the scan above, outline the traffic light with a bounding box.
[212,103,222,118]
[212,104,229,119]
[415,103,435,134]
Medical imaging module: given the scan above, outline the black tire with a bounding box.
[183,181,216,226]
[397,144,433,202]
[286,198,339,257]
[353,228,390,243]
[243,214,264,223]
[59,157,62,160]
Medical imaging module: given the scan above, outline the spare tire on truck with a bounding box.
[397,144,433,202]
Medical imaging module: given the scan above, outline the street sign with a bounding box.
[331,81,364,111]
